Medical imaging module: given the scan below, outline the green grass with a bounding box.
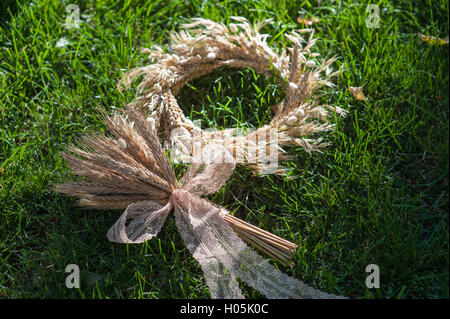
[0,0,448,299]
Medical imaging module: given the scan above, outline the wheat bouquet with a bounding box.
[56,17,346,299]
[57,107,343,299]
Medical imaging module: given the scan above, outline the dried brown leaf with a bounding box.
[418,33,449,45]
[348,86,366,101]
[297,16,320,26]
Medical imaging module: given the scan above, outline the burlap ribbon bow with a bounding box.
[57,107,343,299]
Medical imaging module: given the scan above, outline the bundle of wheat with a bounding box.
[118,17,346,175]
[56,106,344,299]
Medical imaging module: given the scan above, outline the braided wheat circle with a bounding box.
[118,17,346,175]
[56,17,349,299]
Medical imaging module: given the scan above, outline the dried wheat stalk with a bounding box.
[55,106,344,299]
[118,17,346,174]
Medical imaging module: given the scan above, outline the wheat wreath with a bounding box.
[55,17,347,299]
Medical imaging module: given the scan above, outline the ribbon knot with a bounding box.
[106,142,236,245]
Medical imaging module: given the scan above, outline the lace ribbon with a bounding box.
[107,143,344,299]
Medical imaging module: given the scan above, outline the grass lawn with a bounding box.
[0,0,448,299]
